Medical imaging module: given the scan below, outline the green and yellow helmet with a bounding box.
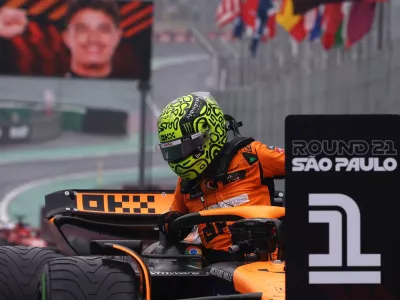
[157,92,227,180]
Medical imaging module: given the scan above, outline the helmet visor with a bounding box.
[157,132,204,162]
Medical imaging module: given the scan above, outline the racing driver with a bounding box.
[157,91,285,263]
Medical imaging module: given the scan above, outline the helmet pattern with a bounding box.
[157,92,227,180]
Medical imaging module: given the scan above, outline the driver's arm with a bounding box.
[254,141,285,177]
[158,178,190,241]
[170,177,189,214]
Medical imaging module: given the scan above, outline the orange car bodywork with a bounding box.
[199,205,286,299]
[234,261,285,300]
[69,192,286,299]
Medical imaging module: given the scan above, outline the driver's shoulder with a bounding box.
[229,140,262,165]
[236,140,264,154]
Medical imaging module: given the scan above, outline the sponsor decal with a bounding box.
[148,259,160,264]
[182,123,194,134]
[160,132,175,142]
[184,245,202,255]
[208,194,249,210]
[150,271,201,275]
[222,170,246,185]
[75,193,171,214]
[242,152,258,165]
[193,152,202,159]
[185,97,201,120]
[268,145,285,153]
[158,119,179,133]
[209,267,233,282]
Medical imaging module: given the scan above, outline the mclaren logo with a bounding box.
[308,193,381,284]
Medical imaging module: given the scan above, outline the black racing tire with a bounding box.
[41,256,139,300]
[0,246,63,300]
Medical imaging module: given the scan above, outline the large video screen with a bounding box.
[0,0,152,80]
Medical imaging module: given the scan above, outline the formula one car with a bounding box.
[0,215,48,247]
[0,189,285,300]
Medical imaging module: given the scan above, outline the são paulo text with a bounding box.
[292,157,397,172]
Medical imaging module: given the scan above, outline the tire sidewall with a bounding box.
[40,256,139,300]
[0,246,63,300]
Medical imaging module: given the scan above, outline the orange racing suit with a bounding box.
[170,141,285,252]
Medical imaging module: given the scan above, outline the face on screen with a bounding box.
[63,8,121,67]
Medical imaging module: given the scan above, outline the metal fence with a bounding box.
[215,42,399,147]
[166,0,397,148]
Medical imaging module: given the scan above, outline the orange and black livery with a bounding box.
[0,189,287,300]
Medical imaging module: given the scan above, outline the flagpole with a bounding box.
[239,36,245,86]
[377,1,384,51]
[386,0,392,51]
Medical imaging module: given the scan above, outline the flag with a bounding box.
[232,16,246,38]
[263,10,277,40]
[242,0,276,41]
[249,0,273,57]
[337,2,352,47]
[309,7,323,41]
[320,3,343,50]
[334,20,344,46]
[304,8,320,38]
[292,0,387,15]
[346,1,376,48]
[216,0,242,28]
[328,2,352,48]
[276,0,307,42]
[242,0,259,28]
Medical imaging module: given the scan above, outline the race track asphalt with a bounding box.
[0,42,212,220]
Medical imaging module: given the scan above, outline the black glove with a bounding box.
[158,211,193,242]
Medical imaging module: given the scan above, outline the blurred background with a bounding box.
[0,0,394,246]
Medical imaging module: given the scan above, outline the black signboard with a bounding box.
[285,115,400,300]
[0,123,31,144]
